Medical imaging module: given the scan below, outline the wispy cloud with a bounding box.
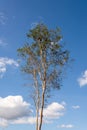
[0,38,7,47]
[72,105,80,109]
[0,57,19,78]
[78,70,87,87]
[57,124,74,128]
[30,22,38,29]
[0,12,8,25]
[61,101,66,106]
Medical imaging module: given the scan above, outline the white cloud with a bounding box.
[0,118,8,127]
[0,96,32,120]
[43,102,65,120]
[0,97,65,128]
[72,105,80,109]
[0,57,19,78]
[57,124,74,128]
[13,102,65,125]
[0,95,33,127]
[11,117,36,125]
[78,70,87,87]
[0,12,7,25]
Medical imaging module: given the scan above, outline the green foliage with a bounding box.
[18,23,69,89]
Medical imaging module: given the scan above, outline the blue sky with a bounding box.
[0,0,87,130]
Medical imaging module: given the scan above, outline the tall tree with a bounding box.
[17,23,70,130]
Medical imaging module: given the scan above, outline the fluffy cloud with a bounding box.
[57,124,74,128]
[72,105,80,109]
[11,117,36,125]
[0,96,31,120]
[0,96,65,127]
[11,102,65,125]
[78,70,87,87]
[0,57,19,78]
[0,119,8,127]
[43,102,65,120]
[0,95,32,127]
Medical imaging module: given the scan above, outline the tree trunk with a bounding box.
[36,107,39,130]
[39,80,46,130]
[36,88,39,130]
[39,48,46,130]
[39,87,45,130]
[33,70,39,130]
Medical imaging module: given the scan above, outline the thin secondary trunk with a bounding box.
[39,69,46,130]
[36,105,39,130]
[33,70,39,130]
[39,86,45,130]
[36,89,39,130]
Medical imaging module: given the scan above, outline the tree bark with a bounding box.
[36,107,39,130]
[39,65,46,130]
[39,86,45,130]
[39,45,46,130]
[33,70,39,130]
[36,88,39,130]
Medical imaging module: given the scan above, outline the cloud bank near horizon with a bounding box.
[0,95,65,127]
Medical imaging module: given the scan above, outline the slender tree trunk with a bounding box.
[36,106,39,130]
[39,48,46,130]
[36,89,39,130]
[39,80,46,130]
[33,70,39,130]
[39,89,45,130]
